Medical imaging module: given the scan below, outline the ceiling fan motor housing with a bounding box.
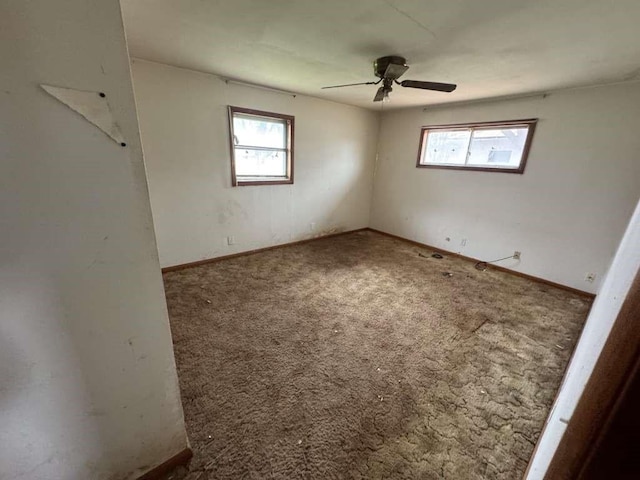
[374,55,408,79]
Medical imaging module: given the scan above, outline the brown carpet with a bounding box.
[162,231,590,479]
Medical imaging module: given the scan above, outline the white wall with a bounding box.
[370,82,640,293]
[526,196,640,478]
[131,59,379,268]
[0,1,187,479]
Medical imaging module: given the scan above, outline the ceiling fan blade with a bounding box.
[321,81,379,89]
[383,63,409,80]
[400,80,457,92]
[373,87,386,102]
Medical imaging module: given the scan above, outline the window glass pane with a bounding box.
[423,129,471,165]
[233,115,286,149]
[234,148,287,177]
[467,127,528,168]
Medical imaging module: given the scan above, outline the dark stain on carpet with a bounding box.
[162,231,590,479]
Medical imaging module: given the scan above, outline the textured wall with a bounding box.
[370,82,640,293]
[0,1,187,478]
[131,59,379,268]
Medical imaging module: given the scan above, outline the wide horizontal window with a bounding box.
[417,119,537,173]
[228,106,294,186]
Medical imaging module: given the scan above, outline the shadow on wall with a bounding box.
[0,271,106,479]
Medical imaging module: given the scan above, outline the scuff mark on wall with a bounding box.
[218,199,249,224]
[309,226,345,239]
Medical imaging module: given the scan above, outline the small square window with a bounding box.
[417,119,537,174]
[228,106,294,186]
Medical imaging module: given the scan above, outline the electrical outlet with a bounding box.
[513,251,521,260]
[585,272,596,283]
[461,238,467,246]
[310,222,316,232]
[227,235,235,245]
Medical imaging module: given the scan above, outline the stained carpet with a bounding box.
[162,231,590,479]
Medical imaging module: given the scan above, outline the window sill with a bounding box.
[234,177,293,186]
[416,164,525,174]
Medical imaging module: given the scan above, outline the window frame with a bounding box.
[228,106,295,186]
[416,118,538,174]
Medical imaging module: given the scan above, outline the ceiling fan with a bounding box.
[322,55,457,102]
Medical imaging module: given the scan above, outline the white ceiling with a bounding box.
[121,0,640,110]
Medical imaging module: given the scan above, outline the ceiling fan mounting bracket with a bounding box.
[374,55,408,79]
